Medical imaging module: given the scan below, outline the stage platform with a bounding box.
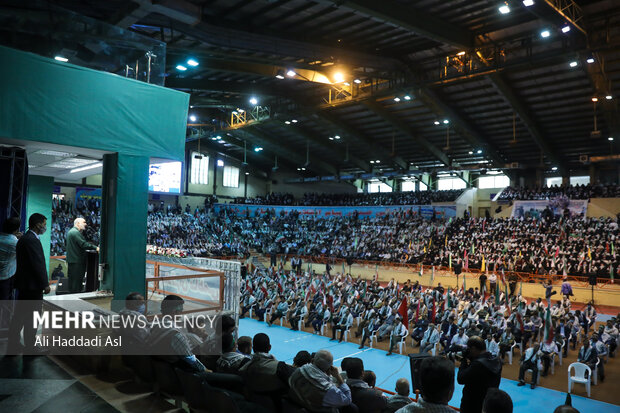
[239,318,619,413]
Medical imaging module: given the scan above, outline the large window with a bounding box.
[545,177,562,187]
[478,174,510,189]
[190,152,209,184]
[437,177,466,190]
[368,182,393,193]
[223,165,239,188]
[402,180,416,192]
[570,176,590,185]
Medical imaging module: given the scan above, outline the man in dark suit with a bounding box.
[8,213,50,354]
[66,217,98,293]
[344,358,387,413]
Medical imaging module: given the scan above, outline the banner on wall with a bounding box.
[511,199,588,219]
[75,187,102,203]
[213,203,457,219]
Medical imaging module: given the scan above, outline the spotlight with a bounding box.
[353,78,362,84]
[561,25,571,33]
[394,97,401,102]
[586,57,595,64]
[499,4,510,14]
[189,115,197,122]
[523,0,534,6]
[456,51,466,56]
[285,121,291,125]
[217,160,224,167]
[608,137,614,141]
[592,97,598,102]
[187,59,199,67]
[434,121,440,125]
[551,166,558,171]
[569,61,578,67]
[404,95,411,100]
[292,119,298,123]
[540,30,550,38]
[468,151,473,154]
[301,167,306,171]
[54,56,69,62]
[329,137,334,140]
[477,150,482,154]
[333,72,345,83]
[370,160,375,164]
[245,172,250,175]
[176,65,187,71]
[254,147,263,152]
[606,95,613,100]
[375,160,380,163]
[249,97,258,105]
[443,119,449,124]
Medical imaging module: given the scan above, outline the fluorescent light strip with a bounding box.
[70,162,103,174]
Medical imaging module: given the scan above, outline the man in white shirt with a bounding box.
[540,340,558,377]
[419,323,439,354]
[517,342,542,389]
[387,317,408,356]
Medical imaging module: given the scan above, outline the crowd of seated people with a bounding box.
[50,197,100,256]
[51,197,620,280]
[233,189,464,207]
[498,183,620,201]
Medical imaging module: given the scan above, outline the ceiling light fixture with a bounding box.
[353,78,362,84]
[606,95,612,100]
[54,56,68,62]
[189,115,197,122]
[569,61,578,67]
[551,166,558,171]
[334,135,340,140]
[285,121,291,125]
[586,57,595,64]
[404,95,411,100]
[394,97,401,102]
[608,137,614,141]
[333,72,345,83]
[443,119,449,124]
[456,51,466,56]
[477,149,482,154]
[286,69,296,77]
[176,65,187,71]
[561,25,571,33]
[245,172,250,175]
[468,151,473,154]
[249,97,258,105]
[217,140,225,144]
[329,137,334,140]
[592,97,598,102]
[523,0,534,6]
[217,160,224,167]
[275,70,285,79]
[434,121,440,125]
[187,59,199,67]
[499,3,510,14]
[70,162,103,174]
[375,160,380,163]
[540,30,550,38]
[291,119,298,123]
[370,160,375,164]
[254,147,263,152]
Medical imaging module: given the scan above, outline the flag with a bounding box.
[555,246,560,258]
[495,280,500,306]
[481,255,486,273]
[449,252,452,269]
[611,264,615,280]
[354,236,359,249]
[613,242,616,258]
[587,246,592,260]
[397,297,409,330]
[445,235,448,247]
[544,307,554,344]
[431,266,435,284]
[464,250,469,270]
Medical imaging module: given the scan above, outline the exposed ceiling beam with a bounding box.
[581,51,620,138]
[165,78,293,98]
[312,109,408,171]
[285,123,371,172]
[362,100,451,167]
[323,0,473,50]
[241,126,338,176]
[488,73,566,172]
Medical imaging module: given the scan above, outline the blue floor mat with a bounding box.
[240,318,619,413]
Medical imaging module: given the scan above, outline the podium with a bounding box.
[84,250,99,292]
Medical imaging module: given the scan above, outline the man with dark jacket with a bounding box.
[457,336,502,413]
[8,213,50,354]
[344,358,386,413]
[66,217,98,293]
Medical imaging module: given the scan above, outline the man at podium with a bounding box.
[66,217,98,293]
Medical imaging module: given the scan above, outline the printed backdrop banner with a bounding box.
[511,199,588,219]
[76,187,102,203]
[214,203,457,219]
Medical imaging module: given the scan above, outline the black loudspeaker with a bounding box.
[55,277,70,295]
[408,353,431,394]
[588,273,597,286]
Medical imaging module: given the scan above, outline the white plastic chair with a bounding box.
[508,342,517,365]
[568,362,591,397]
[524,368,540,385]
[297,314,307,331]
[342,326,351,342]
[368,331,378,348]
[593,358,600,385]
[398,330,409,354]
[430,341,440,356]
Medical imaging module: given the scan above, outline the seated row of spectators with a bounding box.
[233,189,464,206]
[498,183,619,201]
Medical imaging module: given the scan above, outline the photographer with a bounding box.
[457,336,502,413]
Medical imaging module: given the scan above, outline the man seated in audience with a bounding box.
[289,299,308,331]
[540,339,559,377]
[384,378,412,413]
[268,295,288,326]
[288,349,352,412]
[344,358,387,413]
[237,335,252,357]
[359,314,380,349]
[419,323,439,354]
[590,333,606,382]
[149,295,208,373]
[484,333,500,357]
[331,309,354,342]
[396,356,455,413]
[117,292,150,349]
[482,388,513,413]
[387,317,408,356]
[362,370,376,389]
[376,313,396,342]
[410,317,429,345]
[239,333,289,394]
[239,291,256,318]
[446,327,469,359]
[293,350,312,367]
[603,320,618,355]
[439,316,458,350]
[214,334,247,374]
[517,342,542,389]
